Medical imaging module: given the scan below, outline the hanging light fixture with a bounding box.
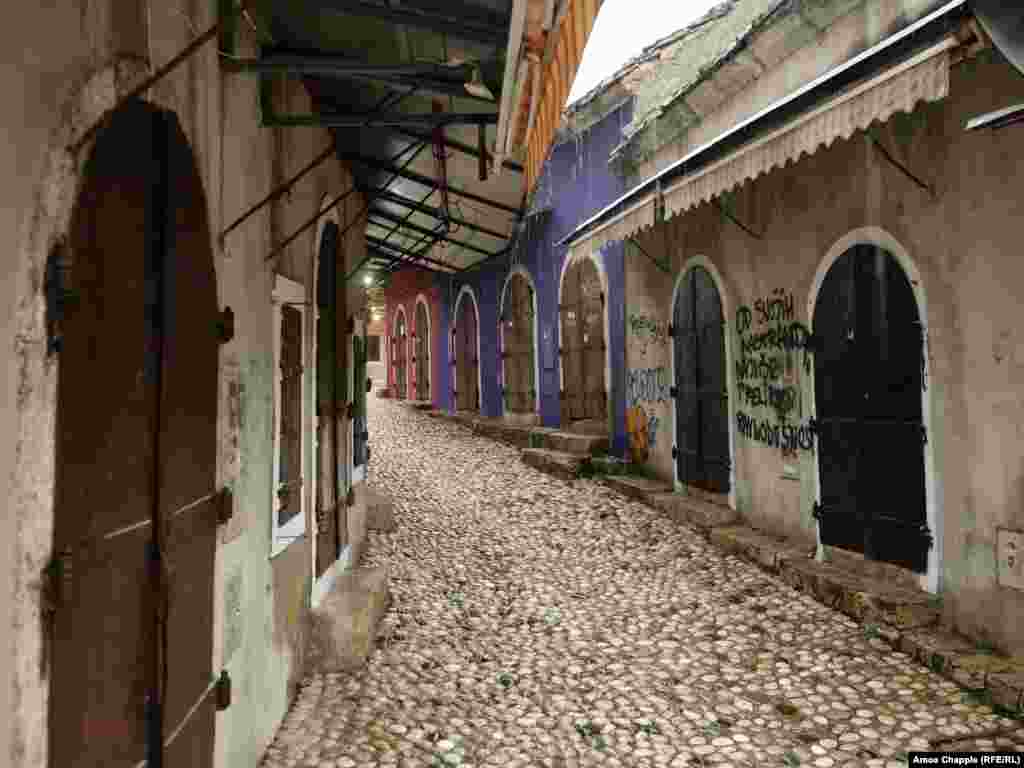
[464,64,495,101]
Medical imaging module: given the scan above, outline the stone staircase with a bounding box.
[520,427,609,482]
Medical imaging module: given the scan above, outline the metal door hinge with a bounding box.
[216,670,232,711]
[450,359,457,367]
[451,328,457,336]
[669,386,678,399]
[672,446,678,459]
[359,430,369,440]
[346,316,355,334]
[667,324,675,338]
[346,402,354,420]
[365,377,372,393]
[216,307,235,343]
[216,488,234,525]
[346,487,356,507]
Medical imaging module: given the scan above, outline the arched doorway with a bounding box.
[393,309,407,399]
[414,299,430,401]
[51,100,220,766]
[559,257,606,426]
[812,243,930,572]
[673,266,730,493]
[453,289,480,412]
[501,271,537,416]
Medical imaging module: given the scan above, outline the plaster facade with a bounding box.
[383,270,447,408]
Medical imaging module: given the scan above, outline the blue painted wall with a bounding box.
[444,101,632,456]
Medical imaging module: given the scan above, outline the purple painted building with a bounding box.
[442,101,632,457]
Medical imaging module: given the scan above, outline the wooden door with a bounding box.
[502,274,536,414]
[560,258,606,423]
[353,334,368,469]
[813,245,930,572]
[673,267,730,492]
[315,223,339,578]
[277,306,303,527]
[415,302,430,401]
[393,313,407,399]
[51,100,219,768]
[454,295,479,411]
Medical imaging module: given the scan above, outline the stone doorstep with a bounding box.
[307,566,390,674]
[521,448,589,483]
[651,493,741,531]
[364,486,396,532]
[375,387,393,399]
[530,429,609,456]
[406,400,433,411]
[603,475,672,503]
[710,526,812,571]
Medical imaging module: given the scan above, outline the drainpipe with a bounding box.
[522,53,542,154]
[493,0,529,175]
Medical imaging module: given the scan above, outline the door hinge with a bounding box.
[216,487,234,525]
[669,386,678,399]
[346,487,356,507]
[346,316,355,334]
[359,430,369,441]
[451,328,457,336]
[346,402,354,420]
[667,324,675,338]
[811,501,825,522]
[216,306,235,343]
[672,446,678,459]
[366,445,371,463]
[365,377,372,393]
[216,670,232,711]
[450,359,457,367]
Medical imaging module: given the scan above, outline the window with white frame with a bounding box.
[272,275,307,556]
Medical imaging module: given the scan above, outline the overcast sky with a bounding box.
[566,0,723,106]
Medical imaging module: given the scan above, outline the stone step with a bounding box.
[710,526,812,570]
[566,418,608,437]
[521,448,589,483]
[603,475,672,502]
[375,387,393,398]
[473,419,534,448]
[590,455,637,476]
[307,566,390,674]
[407,400,433,411]
[651,493,741,530]
[529,428,608,456]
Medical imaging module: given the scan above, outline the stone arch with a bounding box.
[808,226,938,593]
[391,304,409,399]
[669,255,736,507]
[452,285,482,413]
[499,265,540,418]
[557,247,611,429]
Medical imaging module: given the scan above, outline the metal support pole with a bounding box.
[219,139,337,244]
[265,140,426,262]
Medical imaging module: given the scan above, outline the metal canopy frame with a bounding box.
[233,0,522,276]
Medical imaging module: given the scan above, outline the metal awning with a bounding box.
[559,0,969,259]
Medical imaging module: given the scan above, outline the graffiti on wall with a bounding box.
[626,366,668,463]
[626,406,660,463]
[627,312,669,355]
[627,366,670,406]
[735,289,816,455]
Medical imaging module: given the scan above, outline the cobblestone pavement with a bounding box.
[261,400,1024,768]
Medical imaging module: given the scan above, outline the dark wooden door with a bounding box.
[414,302,430,401]
[51,100,219,768]
[315,223,340,578]
[502,274,536,414]
[560,258,606,423]
[454,295,479,411]
[813,245,929,572]
[673,267,730,493]
[394,313,407,400]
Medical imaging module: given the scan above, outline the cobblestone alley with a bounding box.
[261,399,1024,768]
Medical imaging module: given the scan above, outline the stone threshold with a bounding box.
[421,405,1024,714]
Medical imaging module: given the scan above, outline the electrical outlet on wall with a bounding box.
[997,528,1024,591]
